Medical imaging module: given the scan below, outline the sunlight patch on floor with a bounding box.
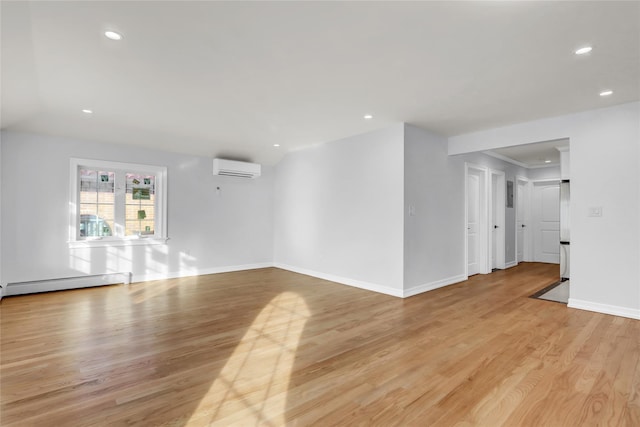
[187,292,310,426]
[127,279,181,305]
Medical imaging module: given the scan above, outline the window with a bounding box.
[69,158,167,247]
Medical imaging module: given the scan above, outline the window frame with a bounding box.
[69,158,168,248]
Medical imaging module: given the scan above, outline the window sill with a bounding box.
[68,237,169,249]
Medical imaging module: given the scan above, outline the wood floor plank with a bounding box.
[1,263,639,426]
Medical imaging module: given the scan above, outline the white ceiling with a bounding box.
[2,1,639,165]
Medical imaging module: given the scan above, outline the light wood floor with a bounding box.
[1,263,639,426]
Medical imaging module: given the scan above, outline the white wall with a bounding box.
[403,125,467,293]
[0,131,274,284]
[528,166,561,181]
[571,104,639,318]
[273,122,556,299]
[449,102,640,319]
[273,125,405,296]
[0,135,3,297]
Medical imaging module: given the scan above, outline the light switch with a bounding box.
[409,205,416,216]
[588,206,602,217]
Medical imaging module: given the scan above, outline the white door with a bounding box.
[516,179,528,263]
[532,182,560,264]
[467,174,480,275]
[489,170,506,270]
[491,176,497,269]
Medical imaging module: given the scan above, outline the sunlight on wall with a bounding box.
[70,248,92,274]
[188,292,310,426]
[179,251,197,276]
[144,245,168,277]
[70,244,176,283]
[106,245,133,274]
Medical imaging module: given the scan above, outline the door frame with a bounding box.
[489,169,506,270]
[515,176,531,264]
[465,163,490,278]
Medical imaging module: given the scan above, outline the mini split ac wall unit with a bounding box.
[213,158,261,178]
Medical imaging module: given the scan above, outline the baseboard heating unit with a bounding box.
[2,272,131,297]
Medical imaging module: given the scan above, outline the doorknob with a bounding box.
[494,225,498,229]
[521,224,526,228]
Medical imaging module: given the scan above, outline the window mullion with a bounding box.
[114,170,126,238]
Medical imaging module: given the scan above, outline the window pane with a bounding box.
[79,169,114,238]
[98,190,115,204]
[125,173,155,236]
[97,204,114,222]
[79,170,97,204]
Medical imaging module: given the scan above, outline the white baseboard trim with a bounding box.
[4,272,131,296]
[568,298,640,320]
[403,274,467,298]
[2,263,274,297]
[131,262,273,283]
[273,263,403,297]
[504,261,517,269]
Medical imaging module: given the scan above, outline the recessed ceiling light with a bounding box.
[575,46,592,55]
[273,144,280,147]
[600,90,613,97]
[544,160,551,163]
[82,109,93,114]
[364,114,373,119]
[104,30,123,41]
